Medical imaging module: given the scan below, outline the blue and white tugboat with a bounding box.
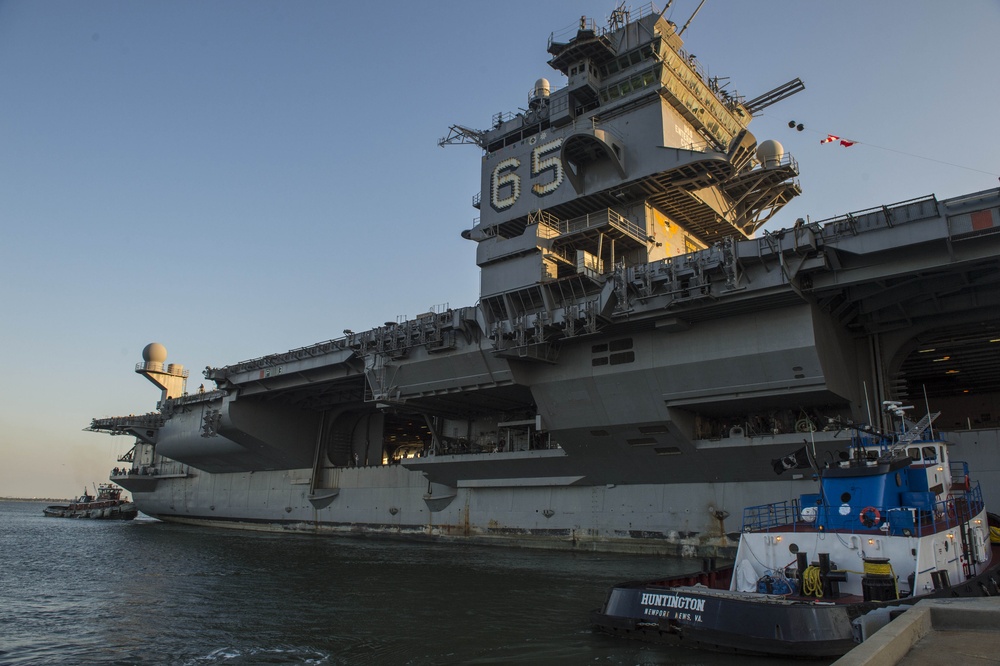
[591,403,1000,658]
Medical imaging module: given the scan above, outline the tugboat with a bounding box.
[591,403,1000,658]
[43,483,138,520]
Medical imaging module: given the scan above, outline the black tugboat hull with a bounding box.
[591,557,1000,658]
[590,581,857,658]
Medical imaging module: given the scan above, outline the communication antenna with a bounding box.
[438,124,487,148]
[863,381,874,427]
[609,2,630,31]
[677,0,707,36]
[655,0,674,23]
[923,384,934,439]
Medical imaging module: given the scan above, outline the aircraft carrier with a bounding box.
[89,5,1000,556]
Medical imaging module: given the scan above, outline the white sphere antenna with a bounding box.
[756,139,784,167]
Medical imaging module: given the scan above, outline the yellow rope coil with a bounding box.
[863,561,893,576]
[990,525,1000,544]
[802,566,823,597]
[862,560,900,599]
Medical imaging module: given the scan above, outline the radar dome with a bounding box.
[142,342,167,363]
[533,78,550,98]
[756,140,784,167]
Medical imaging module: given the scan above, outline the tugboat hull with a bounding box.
[42,504,138,520]
[591,551,1000,658]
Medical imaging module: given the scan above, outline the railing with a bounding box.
[814,194,939,240]
[951,460,970,484]
[557,208,647,242]
[548,16,602,49]
[135,362,190,378]
[547,3,662,49]
[742,483,986,537]
[947,205,1000,240]
[114,462,188,478]
[742,500,800,531]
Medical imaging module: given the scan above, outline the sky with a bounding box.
[1,1,998,498]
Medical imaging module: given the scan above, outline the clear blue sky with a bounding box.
[2,1,998,498]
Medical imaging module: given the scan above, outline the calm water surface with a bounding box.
[0,501,782,665]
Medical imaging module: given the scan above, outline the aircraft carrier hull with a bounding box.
[117,424,1000,556]
[120,467,803,556]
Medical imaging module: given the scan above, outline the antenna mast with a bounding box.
[677,0,707,36]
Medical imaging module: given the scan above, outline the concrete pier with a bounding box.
[834,598,1000,665]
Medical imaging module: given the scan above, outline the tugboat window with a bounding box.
[840,492,851,503]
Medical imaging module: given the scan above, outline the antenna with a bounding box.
[677,0,707,36]
[609,2,630,31]
[923,384,934,439]
[743,78,806,114]
[863,381,873,427]
[438,125,487,148]
[655,0,674,24]
[808,428,818,474]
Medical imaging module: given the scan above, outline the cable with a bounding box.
[769,113,1000,179]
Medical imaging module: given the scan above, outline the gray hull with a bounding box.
[118,426,1000,556]
[124,466,794,556]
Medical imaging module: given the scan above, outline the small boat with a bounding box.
[43,483,138,520]
[591,403,1000,658]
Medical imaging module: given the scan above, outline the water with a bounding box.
[0,501,779,665]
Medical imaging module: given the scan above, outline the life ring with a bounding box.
[859,506,880,528]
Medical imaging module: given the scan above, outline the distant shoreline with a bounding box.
[1,497,71,503]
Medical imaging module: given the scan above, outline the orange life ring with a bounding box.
[859,506,881,528]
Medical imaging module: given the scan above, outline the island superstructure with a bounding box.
[89,5,1000,555]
